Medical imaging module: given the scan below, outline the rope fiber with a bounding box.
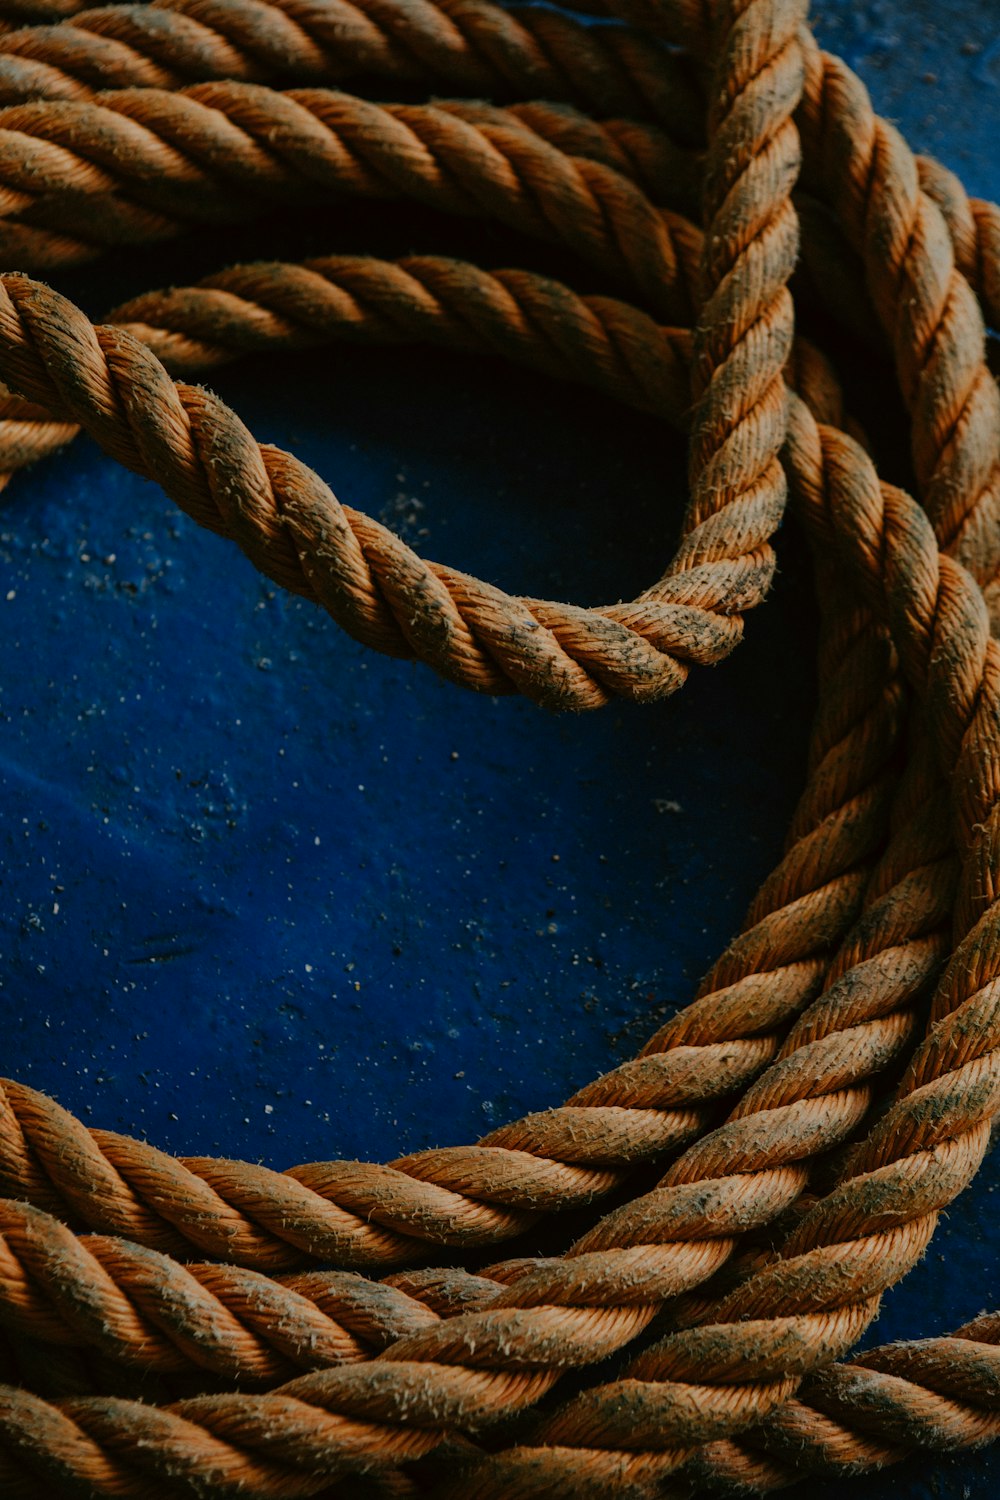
[0,0,999,1494]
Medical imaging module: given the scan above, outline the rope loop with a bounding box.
[0,0,999,1494]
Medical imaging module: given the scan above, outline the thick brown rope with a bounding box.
[0,0,999,1493]
[0,438,983,1482]
[437,1317,1000,1498]
[457,411,1000,1492]
[0,0,705,141]
[3,1313,1000,1498]
[0,286,983,1494]
[0,264,928,1324]
[5,0,996,346]
[0,17,971,1212]
[795,28,1000,608]
[0,83,703,291]
[0,1201,443,1383]
[0,237,983,1500]
[0,251,750,715]
[0,244,912,1265]
[4,1227,1000,1494]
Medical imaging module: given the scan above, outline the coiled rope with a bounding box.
[0,0,998,1494]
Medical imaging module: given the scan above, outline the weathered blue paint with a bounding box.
[1,2,998,1494]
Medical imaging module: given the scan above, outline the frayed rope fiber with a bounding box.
[0,0,999,1495]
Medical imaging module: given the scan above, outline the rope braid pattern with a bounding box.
[4,1250,1000,1495]
[0,540,895,1270]
[0,328,983,1488]
[0,52,959,1332]
[0,244,743,719]
[0,85,702,290]
[795,28,1000,611]
[0,254,697,487]
[0,0,999,1493]
[0,0,703,134]
[0,266,928,1316]
[458,413,1000,1491]
[0,0,880,1277]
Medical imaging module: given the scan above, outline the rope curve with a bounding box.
[0,0,999,1494]
[0,267,915,1272]
[0,0,705,142]
[0,269,767,714]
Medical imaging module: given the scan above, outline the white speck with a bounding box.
[314,836,320,845]
[5,590,14,601]
[264,1104,274,1115]
[304,963,313,973]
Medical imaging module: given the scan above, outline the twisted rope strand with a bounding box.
[2,0,991,352]
[796,30,1000,608]
[0,83,702,310]
[916,156,1000,335]
[721,1314,1000,1494]
[0,582,911,1380]
[3,5,989,1476]
[5,0,995,354]
[88,316,977,1500]
[0,217,959,1434]
[0,271,939,1437]
[0,279,983,1488]
[1,0,999,1492]
[457,405,1000,1491]
[0,14,941,1452]
[5,1295,1000,1494]
[0,257,915,1273]
[0,0,705,140]
[0,1201,448,1382]
[444,1316,1000,1498]
[0,263,752,700]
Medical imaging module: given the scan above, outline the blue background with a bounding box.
[1,2,998,1494]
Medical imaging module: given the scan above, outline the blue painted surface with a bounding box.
[0,2,998,1495]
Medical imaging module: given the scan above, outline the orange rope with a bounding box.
[0,0,998,1495]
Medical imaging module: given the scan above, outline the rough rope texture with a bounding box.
[0,0,999,1494]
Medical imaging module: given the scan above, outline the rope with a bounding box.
[0,0,998,1494]
[0,0,705,137]
[0,270,905,1265]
